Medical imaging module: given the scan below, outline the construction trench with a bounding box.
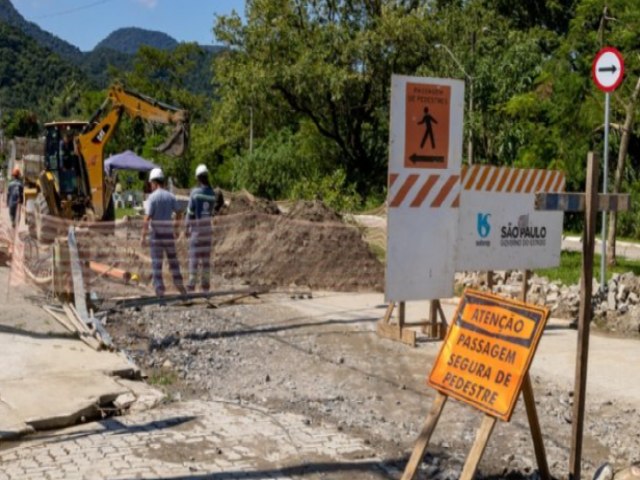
[0,194,639,479]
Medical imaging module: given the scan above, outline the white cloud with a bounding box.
[135,0,158,8]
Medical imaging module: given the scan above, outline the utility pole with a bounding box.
[435,43,473,164]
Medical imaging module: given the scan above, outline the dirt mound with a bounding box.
[287,200,342,223]
[221,192,280,216]
[53,194,382,295]
[212,211,383,292]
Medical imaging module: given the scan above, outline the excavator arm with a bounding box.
[75,84,189,219]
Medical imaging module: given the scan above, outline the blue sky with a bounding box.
[12,0,245,51]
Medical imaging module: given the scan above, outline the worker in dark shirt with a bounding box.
[7,167,24,228]
[185,164,222,292]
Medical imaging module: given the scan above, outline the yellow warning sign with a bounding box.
[404,82,451,169]
[428,289,549,421]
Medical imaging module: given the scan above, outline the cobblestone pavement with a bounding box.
[0,399,393,480]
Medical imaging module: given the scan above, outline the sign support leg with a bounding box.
[487,270,495,291]
[459,415,497,480]
[522,375,551,480]
[383,303,395,324]
[376,302,416,347]
[436,300,448,339]
[520,269,551,480]
[398,301,406,336]
[569,153,599,480]
[424,300,443,338]
[401,392,448,480]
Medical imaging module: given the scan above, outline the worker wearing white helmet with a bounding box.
[185,163,223,292]
[141,167,186,297]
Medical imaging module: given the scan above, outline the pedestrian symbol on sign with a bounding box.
[419,107,438,150]
[404,82,450,169]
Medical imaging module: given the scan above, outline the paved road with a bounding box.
[1,290,637,479]
[353,214,640,262]
[281,292,640,408]
[0,399,383,480]
[563,235,640,261]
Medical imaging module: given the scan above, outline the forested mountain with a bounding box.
[95,27,178,54]
[0,0,82,62]
[0,0,220,91]
[0,22,84,112]
[83,47,134,87]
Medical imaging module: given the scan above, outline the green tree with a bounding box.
[213,0,439,194]
[3,109,40,137]
[106,44,211,187]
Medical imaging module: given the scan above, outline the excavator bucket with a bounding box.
[155,123,189,157]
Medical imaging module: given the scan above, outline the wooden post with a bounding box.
[569,153,599,480]
[376,301,417,347]
[430,301,437,337]
[398,301,406,336]
[437,301,448,339]
[521,269,530,301]
[487,270,495,292]
[459,415,497,480]
[401,393,448,480]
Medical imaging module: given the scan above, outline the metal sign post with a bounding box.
[601,92,610,288]
[592,47,624,289]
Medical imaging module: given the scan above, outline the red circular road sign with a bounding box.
[592,47,624,92]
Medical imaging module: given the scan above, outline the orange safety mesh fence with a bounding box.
[0,201,385,303]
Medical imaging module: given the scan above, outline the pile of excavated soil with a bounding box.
[38,197,383,295]
[212,200,383,292]
[220,192,280,216]
[287,200,342,223]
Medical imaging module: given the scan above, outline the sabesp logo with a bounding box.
[477,213,491,238]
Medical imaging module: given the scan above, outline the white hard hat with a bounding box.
[195,164,209,178]
[149,168,164,182]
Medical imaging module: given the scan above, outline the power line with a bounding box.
[34,0,117,20]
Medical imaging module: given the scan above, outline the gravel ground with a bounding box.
[104,294,640,479]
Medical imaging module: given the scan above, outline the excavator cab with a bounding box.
[27,84,189,243]
[43,121,91,219]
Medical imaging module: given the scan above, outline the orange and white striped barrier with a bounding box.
[461,165,564,194]
[388,172,461,209]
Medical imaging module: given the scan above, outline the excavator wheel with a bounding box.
[33,192,58,244]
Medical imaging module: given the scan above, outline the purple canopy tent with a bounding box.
[105,150,159,174]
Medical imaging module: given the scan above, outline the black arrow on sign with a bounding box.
[409,154,444,164]
[598,64,617,74]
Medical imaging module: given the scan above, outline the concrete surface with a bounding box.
[0,331,142,439]
[0,266,148,439]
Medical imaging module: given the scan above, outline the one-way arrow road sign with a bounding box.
[592,47,624,92]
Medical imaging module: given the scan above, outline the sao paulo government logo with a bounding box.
[477,213,491,238]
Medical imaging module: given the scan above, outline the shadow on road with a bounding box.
[117,457,402,479]
[4,416,198,447]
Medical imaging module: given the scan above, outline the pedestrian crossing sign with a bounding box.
[404,82,451,169]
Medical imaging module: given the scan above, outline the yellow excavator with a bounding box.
[25,84,189,241]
